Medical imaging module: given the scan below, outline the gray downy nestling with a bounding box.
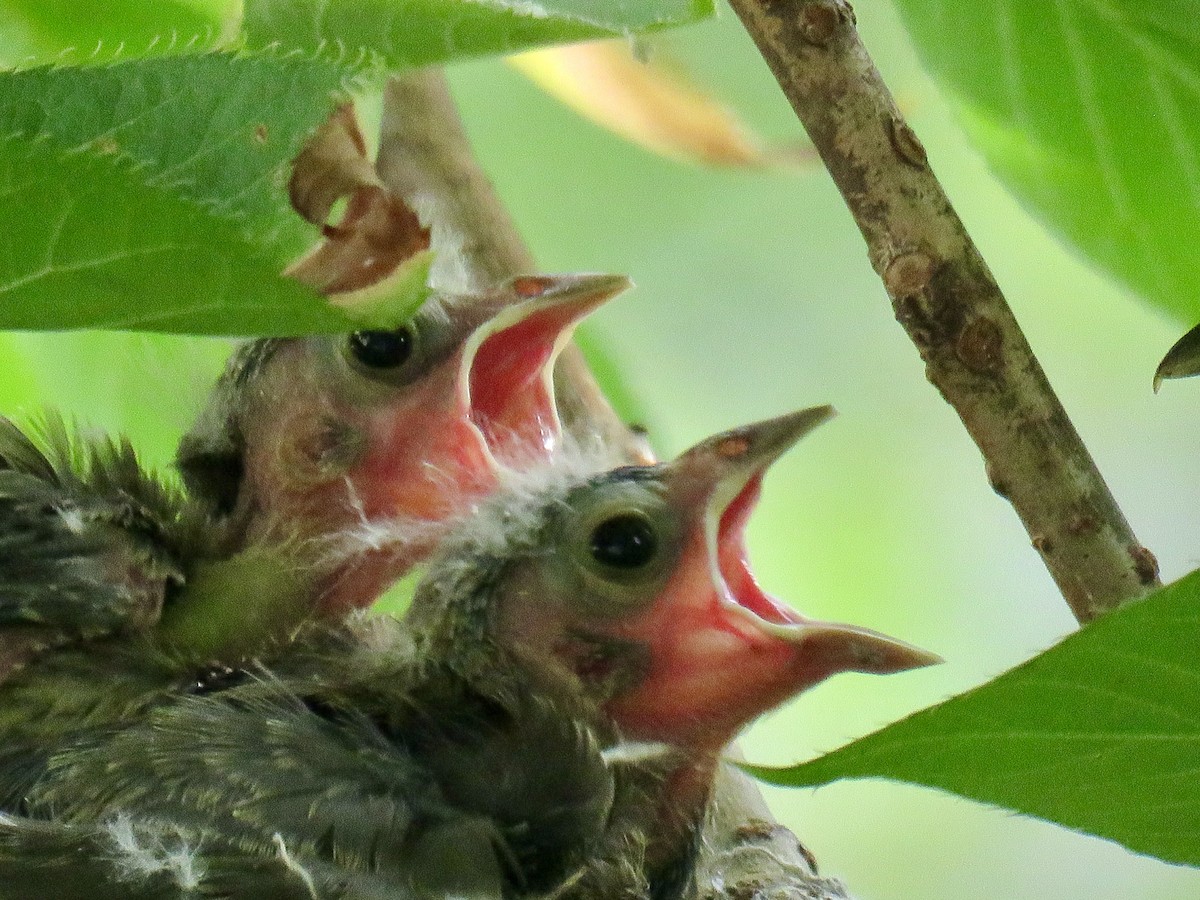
[0,408,938,899]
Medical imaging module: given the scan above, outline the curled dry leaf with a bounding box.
[1154,322,1200,392]
[285,102,433,323]
[288,102,383,229]
[285,186,431,296]
[509,40,814,169]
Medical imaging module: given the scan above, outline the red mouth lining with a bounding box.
[467,313,564,460]
[715,472,804,627]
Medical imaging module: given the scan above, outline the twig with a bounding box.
[375,67,849,900]
[727,0,1159,623]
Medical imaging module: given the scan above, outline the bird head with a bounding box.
[422,407,939,753]
[178,273,627,612]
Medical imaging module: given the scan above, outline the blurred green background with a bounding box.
[3,2,1199,897]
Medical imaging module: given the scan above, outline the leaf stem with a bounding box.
[727,0,1159,623]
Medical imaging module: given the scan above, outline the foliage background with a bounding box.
[1,2,1198,897]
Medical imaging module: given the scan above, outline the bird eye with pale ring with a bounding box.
[559,481,678,615]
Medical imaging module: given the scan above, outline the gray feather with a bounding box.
[0,415,223,674]
[176,338,287,516]
[0,813,418,899]
[0,466,167,635]
[11,613,619,898]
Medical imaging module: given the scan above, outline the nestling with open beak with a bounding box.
[176,270,629,623]
[0,408,937,899]
[0,101,635,669]
[410,404,940,886]
[178,98,630,621]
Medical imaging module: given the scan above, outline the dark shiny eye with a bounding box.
[590,513,658,570]
[347,327,414,369]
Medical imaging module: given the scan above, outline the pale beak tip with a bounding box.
[899,644,944,670]
[797,622,943,678]
[571,272,634,301]
[864,638,944,674]
[510,272,631,303]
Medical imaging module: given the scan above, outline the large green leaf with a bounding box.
[894,0,1200,323]
[0,136,352,334]
[746,569,1200,867]
[0,55,358,258]
[0,55,395,334]
[242,0,715,66]
[0,0,233,66]
[0,0,714,67]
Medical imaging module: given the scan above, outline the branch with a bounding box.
[727,0,1159,624]
[375,67,849,900]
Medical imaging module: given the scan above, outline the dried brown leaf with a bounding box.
[284,186,431,296]
[288,102,383,228]
[285,102,432,302]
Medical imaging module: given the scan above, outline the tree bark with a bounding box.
[727,0,1159,624]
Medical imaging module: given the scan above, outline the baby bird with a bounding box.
[0,409,937,899]
[176,271,629,619]
[0,273,626,678]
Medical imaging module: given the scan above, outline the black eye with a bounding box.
[590,513,658,570]
[347,327,414,369]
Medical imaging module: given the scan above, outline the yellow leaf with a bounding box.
[510,41,811,169]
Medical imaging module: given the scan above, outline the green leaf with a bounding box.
[243,0,715,67]
[0,135,352,334]
[893,0,1200,323]
[745,569,1200,867]
[0,55,376,334]
[1153,320,1200,390]
[337,251,436,329]
[0,0,234,66]
[0,55,359,258]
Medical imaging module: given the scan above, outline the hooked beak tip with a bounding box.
[696,405,836,475]
[508,272,632,307]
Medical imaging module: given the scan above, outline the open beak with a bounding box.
[315,274,626,609]
[343,272,626,536]
[462,273,631,467]
[695,407,941,676]
[606,408,941,748]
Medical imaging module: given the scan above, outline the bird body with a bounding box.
[0,416,225,678]
[0,409,938,898]
[3,616,625,899]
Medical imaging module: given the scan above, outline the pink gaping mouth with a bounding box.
[600,407,939,751]
[467,308,564,465]
[462,274,629,468]
[703,438,941,674]
[712,472,805,629]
